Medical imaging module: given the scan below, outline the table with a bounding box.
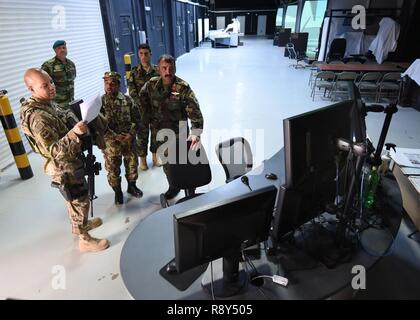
[318,63,406,73]
[209,30,238,48]
[393,62,412,70]
[214,36,232,48]
[392,164,420,231]
[120,149,402,300]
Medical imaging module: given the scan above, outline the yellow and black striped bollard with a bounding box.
[0,90,33,180]
[124,53,132,90]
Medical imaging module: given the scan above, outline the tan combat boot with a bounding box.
[79,233,109,252]
[74,217,103,235]
[140,157,148,171]
[152,153,162,167]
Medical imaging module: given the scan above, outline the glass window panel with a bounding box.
[284,5,297,32]
[300,0,328,57]
[276,8,284,26]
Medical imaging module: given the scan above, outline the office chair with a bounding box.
[286,43,306,69]
[327,38,346,62]
[215,137,253,183]
[160,140,212,208]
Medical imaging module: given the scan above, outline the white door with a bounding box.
[197,18,203,43]
[257,15,267,36]
[236,16,245,34]
[216,16,225,30]
[204,18,209,38]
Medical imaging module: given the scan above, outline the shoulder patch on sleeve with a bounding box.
[31,115,54,141]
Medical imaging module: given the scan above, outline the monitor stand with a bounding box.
[159,259,209,291]
[201,254,247,298]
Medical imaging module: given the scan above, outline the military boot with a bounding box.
[79,232,109,252]
[140,157,148,171]
[152,153,162,167]
[127,181,143,198]
[74,217,103,235]
[113,184,124,205]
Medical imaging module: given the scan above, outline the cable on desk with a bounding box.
[357,227,396,257]
[241,249,271,300]
[210,261,216,300]
[250,275,289,287]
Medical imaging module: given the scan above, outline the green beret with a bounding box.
[53,40,66,49]
[103,71,121,82]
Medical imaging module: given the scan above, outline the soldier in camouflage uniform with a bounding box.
[127,43,160,171]
[139,54,204,199]
[20,68,109,252]
[41,40,76,108]
[101,71,143,205]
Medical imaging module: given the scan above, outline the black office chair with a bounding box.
[160,140,212,208]
[286,43,306,69]
[215,137,253,183]
[327,38,346,63]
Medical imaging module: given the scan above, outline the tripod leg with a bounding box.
[337,151,366,244]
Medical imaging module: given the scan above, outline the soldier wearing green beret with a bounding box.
[100,71,143,205]
[41,40,76,108]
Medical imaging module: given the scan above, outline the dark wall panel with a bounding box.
[100,0,143,91]
[186,4,195,52]
[395,0,420,62]
[214,0,277,10]
[171,0,188,58]
[163,0,175,56]
[143,0,167,63]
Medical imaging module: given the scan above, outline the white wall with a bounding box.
[0,0,110,170]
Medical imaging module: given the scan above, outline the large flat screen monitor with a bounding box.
[272,85,366,241]
[160,185,277,297]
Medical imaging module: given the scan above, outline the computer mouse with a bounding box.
[265,173,278,180]
[166,262,177,273]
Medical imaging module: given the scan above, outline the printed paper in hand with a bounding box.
[80,94,102,123]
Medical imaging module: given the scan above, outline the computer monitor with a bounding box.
[160,185,277,298]
[271,88,366,242]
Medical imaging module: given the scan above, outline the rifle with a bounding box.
[69,99,102,217]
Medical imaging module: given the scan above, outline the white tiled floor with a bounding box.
[1,37,419,299]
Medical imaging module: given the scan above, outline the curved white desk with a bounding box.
[120,149,402,299]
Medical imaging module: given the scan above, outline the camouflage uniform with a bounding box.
[101,92,141,188]
[41,57,76,107]
[138,76,204,179]
[127,64,159,157]
[20,97,88,234]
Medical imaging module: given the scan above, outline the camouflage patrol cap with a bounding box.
[103,71,121,82]
[53,40,66,49]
